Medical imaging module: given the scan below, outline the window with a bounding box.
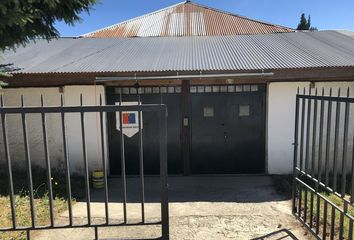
[138,87,144,94]
[130,88,137,94]
[160,87,167,93]
[251,85,258,92]
[204,107,214,117]
[220,86,227,92]
[197,86,205,93]
[145,87,152,94]
[123,88,130,94]
[239,105,250,117]
[212,86,220,92]
[235,85,243,92]
[114,88,122,94]
[153,87,160,94]
[243,85,251,92]
[168,86,175,93]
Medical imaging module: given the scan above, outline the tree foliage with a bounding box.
[0,0,97,87]
[0,0,98,50]
[296,13,317,31]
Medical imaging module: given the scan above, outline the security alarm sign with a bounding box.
[116,102,143,138]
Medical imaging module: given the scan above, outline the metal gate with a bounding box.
[0,95,169,240]
[292,88,354,239]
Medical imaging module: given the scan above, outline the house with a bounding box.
[1,1,354,176]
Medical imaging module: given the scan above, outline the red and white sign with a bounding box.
[116,102,143,138]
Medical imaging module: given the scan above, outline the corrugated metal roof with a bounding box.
[2,31,354,74]
[82,1,293,38]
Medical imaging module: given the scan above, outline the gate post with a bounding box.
[292,89,300,214]
[159,105,169,240]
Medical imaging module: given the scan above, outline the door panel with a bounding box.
[107,88,182,175]
[191,85,266,174]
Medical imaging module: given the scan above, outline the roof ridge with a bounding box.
[82,1,293,38]
[186,1,293,31]
[82,1,188,37]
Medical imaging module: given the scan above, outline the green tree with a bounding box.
[297,13,308,30]
[0,0,98,50]
[296,13,317,31]
[0,0,98,88]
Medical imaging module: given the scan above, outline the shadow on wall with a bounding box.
[251,229,300,240]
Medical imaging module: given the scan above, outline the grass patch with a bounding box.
[0,171,85,240]
[299,191,354,239]
[0,194,69,240]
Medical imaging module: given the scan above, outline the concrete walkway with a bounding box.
[34,176,313,240]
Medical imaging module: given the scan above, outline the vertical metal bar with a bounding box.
[159,106,169,240]
[298,183,302,218]
[118,108,127,223]
[80,95,91,225]
[0,96,16,229]
[325,89,333,188]
[138,95,145,223]
[299,88,306,171]
[99,95,109,225]
[41,95,55,227]
[60,95,73,226]
[322,201,328,240]
[311,89,318,177]
[304,188,308,223]
[27,230,30,240]
[332,89,341,193]
[330,206,335,240]
[315,89,324,236]
[349,218,353,240]
[315,195,320,234]
[94,227,98,240]
[317,88,325,186]
[339,202,347,240]
[305,89,312,173]
[351,134,354,204]
[341,88,350,197]
[21,96,36,228]
[309,190,314,228]
[292,91,300,214]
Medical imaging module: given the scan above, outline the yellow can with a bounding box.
[92,170,104,189]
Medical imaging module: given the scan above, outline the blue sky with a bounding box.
[55,0,354,36]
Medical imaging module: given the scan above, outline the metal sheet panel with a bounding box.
[83,1,293,38]
[2,31,354,74]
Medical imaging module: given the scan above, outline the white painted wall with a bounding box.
[267,82,354,174]
[0,85,107,176]
[1,82,353,176]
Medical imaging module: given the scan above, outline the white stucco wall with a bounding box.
[2,82,353,176]
[0,85,107,175]
[267,82,354,174]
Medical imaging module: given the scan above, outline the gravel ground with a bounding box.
[33,176,313,240]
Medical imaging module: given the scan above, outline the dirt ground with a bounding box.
[33,176,313,240]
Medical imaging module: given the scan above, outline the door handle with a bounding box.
[224,132,227,142]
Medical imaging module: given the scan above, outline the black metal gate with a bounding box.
[0,95,169,240]
[292,88,354,239]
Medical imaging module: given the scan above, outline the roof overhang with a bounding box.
[2,67,354,88]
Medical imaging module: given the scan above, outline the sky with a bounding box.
[55,0,354,37]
